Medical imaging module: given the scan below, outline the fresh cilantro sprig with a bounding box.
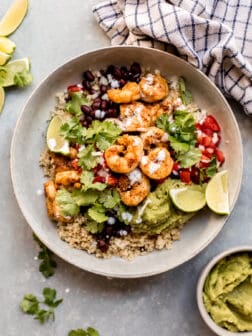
[20,288,63,324]
[78,144,100,170]
[68,327,99,336]
[60,117,87,144]
[156,111,201,168]
[33,234,57,278]
[80,171,107,192]
[178,77,192,105]
[65,92,90,117]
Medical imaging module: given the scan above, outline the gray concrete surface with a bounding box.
[0,1,251,335]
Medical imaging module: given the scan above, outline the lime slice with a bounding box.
[0,57,29,87]
[169,185,206,212]
[0,37,16,54]
[0,87,5,113]
[0,0,29,37]
[0,51,11,65]
[205,170,229,215]
[46,116,70,155]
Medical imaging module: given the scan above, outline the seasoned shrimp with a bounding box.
[120,102,155,131]
[118,169,150,206]
[107,82,140,104]
[140,148,173,180]
[55,170,80,186]
[105,135,143,173]
[140,127,168,150]
[139,73,169,103]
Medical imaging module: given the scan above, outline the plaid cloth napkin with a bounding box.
[93,0,252,115]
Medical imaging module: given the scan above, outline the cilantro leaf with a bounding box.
[56,188,80,217]
[156,113,170,131]
[176,146,201,168]
[80,171,107,192]
[34,308,55,324]
[72,189,99,206]
[178,77,192,105]
[78,144,100,170]
[85,220,105,234]
[205,156,218,178]
[60,118,87,144]
[33,234,57,278]
[20,294,39,314]
[68,328,100,336]
[98,189,121,209]
[87,204,108,223]
[65,92,90,117]
[43,288,63,308]
[14,69,33,87]
[85,120,122,151]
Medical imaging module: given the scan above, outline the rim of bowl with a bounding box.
[197,246,252,336]
[10,45,243,278]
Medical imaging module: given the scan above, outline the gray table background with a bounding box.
[0,1,251,335]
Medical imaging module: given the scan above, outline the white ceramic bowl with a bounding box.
[197,246,252,336]
[10,46,243,278]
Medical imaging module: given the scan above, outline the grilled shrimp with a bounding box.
[140,127,168,150]
[120,102,156,131]
[107,82,140,104]
[140,148,173,180]
[105,135,143,173]
[44,181,71,222]
[139,74,168,103]
[55,170,80,186]
[118,169,150,206]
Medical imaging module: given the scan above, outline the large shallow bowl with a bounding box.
[11,46,243,278]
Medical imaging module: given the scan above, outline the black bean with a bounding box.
[83,70,95,82]
[119,79,126,87]
[130,62,141,75]
[81,105,92,114]
[100,85,108,94]
[100,69,106,76]
[120,66,129,80]
[82,80,92,91]
[86,116,93,123]
[82,120,88,127]
[106,65,115,75]
[97,239,108,252]
[106,108,117,118]
[100,100,108,110]
[131,73,141,82]
[113,67,122,80]
[91,100,101,110]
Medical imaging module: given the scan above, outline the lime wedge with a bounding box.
[169,185,206,212]
[0,0,29,37]
[0,87,5,113]
[0,51,11,65]
[0,37,16,54]
[205,170,229,215]
[0,57,29,87]
[46,116,70,155]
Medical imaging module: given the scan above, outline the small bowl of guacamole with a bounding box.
[197,246,252,336]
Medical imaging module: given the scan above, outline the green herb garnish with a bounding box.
[65,92,90,117]
[68,327,99,336]
[33,234,57,278]
[178,77,192,105]
[60,117,87,144]
[20,287,63,324]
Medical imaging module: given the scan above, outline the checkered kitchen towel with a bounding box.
[93,0,252,115]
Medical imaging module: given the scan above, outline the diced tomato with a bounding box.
[179,169,191,184]
[107,175,118,186]
[93,176,106,183]
[172,162,180,171]
[190,166,200,184]
[93,164,103,174]
[71,159,79,170]
[203,128,214,137]
[202,115,220,132]
[156,177,167,185]
[202,135,215,148]
[215,149,225,165]
[201,149,213,159]
[67,85,82,93]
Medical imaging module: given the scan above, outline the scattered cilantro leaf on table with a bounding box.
[33,234,57,278]
[68,327,99,336]
[20,288,63,324]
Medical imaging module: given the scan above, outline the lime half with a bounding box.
[205,170,229,215]
[0,51,11,65]
[169,185,206,212]
[0,37,16,54]
[0,57,29,87]
[0,87,5,113]
[0,0,29,37]
[46,116,70,155]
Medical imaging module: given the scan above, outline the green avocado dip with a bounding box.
[129,178,195,234]
[203,253,252,332]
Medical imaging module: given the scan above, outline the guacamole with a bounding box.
[203,253,252,332]
[130,178,195,234]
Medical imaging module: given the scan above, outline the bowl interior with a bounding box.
[197,246,252,336]
[11,46,243,278]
